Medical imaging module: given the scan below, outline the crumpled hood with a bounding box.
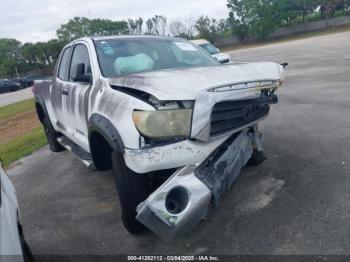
[108,62,284,101]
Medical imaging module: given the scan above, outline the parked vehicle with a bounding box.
[191,39,232,64]
[0,162,33,261]
[0,79,22,94]
[22,75,50,88]
[12,79,25,89]
[33,35,285,240]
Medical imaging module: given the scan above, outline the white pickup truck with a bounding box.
[0,162,33,261]
[33,35,285,240]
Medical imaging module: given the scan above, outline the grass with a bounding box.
[0,127,47,169]
[0,98,36,121]
[0,99,47,168]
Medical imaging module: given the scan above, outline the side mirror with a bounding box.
[73,63,91,84]
[216,47,220,53]
[281,62,288,68]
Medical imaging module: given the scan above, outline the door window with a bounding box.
[57,47,71,81]
[69,44,91,82]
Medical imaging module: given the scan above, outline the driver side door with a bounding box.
[64,43,92,151]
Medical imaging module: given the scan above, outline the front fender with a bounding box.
[88,113,124,153]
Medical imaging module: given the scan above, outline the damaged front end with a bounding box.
[136,127,262,241]
[129,62,286,240]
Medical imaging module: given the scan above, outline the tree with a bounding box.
[277,0,303,25]
[227,0,285,40]
[195,16,212,39]
[152,15,167,35]
[319,0,345,20]
[21,39,64,71]
[195,16,229,41]
[46,39,65,64]
[169,19,187,37]
[134,17,143,34]
[89,19,129,36]
[0,39,26,78]
[56,17,90,43]
[169,18,197,38]
[184,17,197,39]
[128,17,143,34]
[217,19,230,33]
[56,17,129,42]
[145,18,155,34]
[145,15,167,35]
[21,43,39,70]
[300,0,321,23]
[227,0,250,40]
[278,0,321,24]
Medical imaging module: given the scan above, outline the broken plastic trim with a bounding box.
[136,164,211,241]
[111,85,194,110]
[136,127,262,241]
[111,85,156,107]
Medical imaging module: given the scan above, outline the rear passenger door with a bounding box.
[65,43,92,151]
[51,46,72,131]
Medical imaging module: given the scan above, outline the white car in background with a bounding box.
[0,162,33,262]
[191,39,232,64]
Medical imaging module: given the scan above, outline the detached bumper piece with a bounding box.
[136,127,262,241]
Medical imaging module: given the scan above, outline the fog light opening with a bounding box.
[165,186,189,214]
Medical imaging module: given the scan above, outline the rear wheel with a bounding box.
[111,150,150,233]
[43,118,65,152]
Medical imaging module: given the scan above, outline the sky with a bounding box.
[0,0,229,43]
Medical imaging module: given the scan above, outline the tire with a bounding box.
[21,235,34,262]
[43,117,65,152]
[111,150,150,233]
[18,223,34,262]
[248,149,265,166]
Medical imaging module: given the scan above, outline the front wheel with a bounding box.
[111,151,150,233]
[248,149,265,166]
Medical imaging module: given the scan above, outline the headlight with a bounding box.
[132,110,192,139]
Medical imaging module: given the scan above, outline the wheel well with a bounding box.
[90,132,113,171]
[35,103,45,124]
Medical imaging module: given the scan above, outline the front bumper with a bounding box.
[136,127,262,240]
[124,121,261,174]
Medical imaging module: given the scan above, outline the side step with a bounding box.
[57,136,95,169]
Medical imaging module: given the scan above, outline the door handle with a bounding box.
[61,89,69,96]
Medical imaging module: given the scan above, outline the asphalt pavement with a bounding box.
[8,31,350,255]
